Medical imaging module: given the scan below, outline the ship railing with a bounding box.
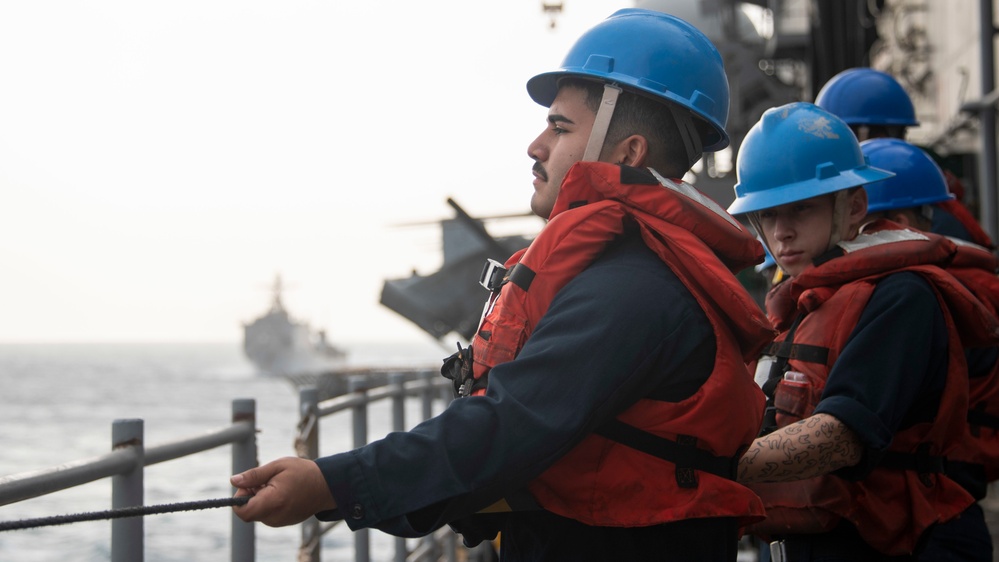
[0,399,257,562]
[298,369,484,562]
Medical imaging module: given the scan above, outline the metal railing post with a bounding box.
[439,381,452,407]
[111,419,144,562]
[349,375,370,562]
[389,373,407,562]
[421,371,435,421]
[231,398,257,562]
[299,387,320,562]
[390,372,406,433]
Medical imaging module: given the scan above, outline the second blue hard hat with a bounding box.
[728,102,894,215]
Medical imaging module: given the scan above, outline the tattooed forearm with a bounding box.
[737,413,863,483]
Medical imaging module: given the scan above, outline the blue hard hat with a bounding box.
[815,68,919,127]
[860,138,954,214]
[526,8,731,151]
[727,102,894,215]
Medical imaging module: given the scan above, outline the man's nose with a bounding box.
[527,132,549,162]
[772,214,793,241]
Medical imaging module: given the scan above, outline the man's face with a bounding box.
[755,194,836,277]
[851,124,906,142]
[526,85,595,219]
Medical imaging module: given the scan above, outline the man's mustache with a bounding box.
[532,161,548,182]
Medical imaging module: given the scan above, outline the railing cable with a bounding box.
[0,496,249,531]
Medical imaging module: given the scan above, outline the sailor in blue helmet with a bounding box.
[815,68,919,141]
[816,67,995,250]
[231,9,775,561]
[729,102,999,560]
[861,137,998,562]
[861,138,956,230]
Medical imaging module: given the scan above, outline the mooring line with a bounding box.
[0,496,250,531]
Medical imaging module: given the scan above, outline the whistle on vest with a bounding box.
[441,343,475,398]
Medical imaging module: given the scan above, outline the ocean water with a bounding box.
[0,341,450,562]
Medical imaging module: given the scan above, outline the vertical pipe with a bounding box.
[390,372,406,433]
[417,370,438,560]
[389,373,407,562]
[979,0,998,240]
[439,383,452,408]
[299,387,320,562]
[111,419,144,562]
[349,375,370,562]
[421,371,434,421]
[231,399,257,562]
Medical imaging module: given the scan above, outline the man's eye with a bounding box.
[552,125,567,135]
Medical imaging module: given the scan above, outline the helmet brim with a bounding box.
[728,165,895,216]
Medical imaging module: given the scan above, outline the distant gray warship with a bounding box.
[243,275,346,376]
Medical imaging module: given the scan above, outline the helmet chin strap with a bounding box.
[582,83,702,171]
[582,84,621,162]
[668,104,702,170]
[828,190,850,250]
[747,214,777,262]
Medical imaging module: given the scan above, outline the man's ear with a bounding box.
[608,134,648,167]
[847,187,869,229]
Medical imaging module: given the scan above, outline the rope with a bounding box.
[0,496,250,532]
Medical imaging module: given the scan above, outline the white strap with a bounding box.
[582,84,621,162]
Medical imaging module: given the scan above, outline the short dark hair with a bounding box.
[558,78,697,176]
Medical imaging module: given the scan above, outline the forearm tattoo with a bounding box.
[737,413,863,483]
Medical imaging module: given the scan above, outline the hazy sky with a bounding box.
[1,0,629,348]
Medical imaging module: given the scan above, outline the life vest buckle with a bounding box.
[479,259,508,292]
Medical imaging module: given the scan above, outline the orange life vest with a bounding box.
[747,221,999,555]
[468,162,775,527]
[946,239,999,481]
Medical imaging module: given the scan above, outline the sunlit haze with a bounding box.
[0,1,628,347]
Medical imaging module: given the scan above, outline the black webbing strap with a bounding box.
[762,341,830,365]
[506,263,535,291]
[760,312,808,435]
[878,443,947,487]
[594,419,736,489]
